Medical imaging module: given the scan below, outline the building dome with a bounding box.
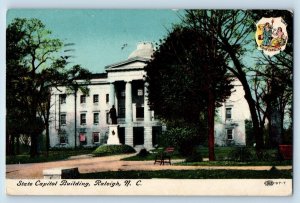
[128,42,154,59]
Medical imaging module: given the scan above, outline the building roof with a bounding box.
[90,73,108,79]
[105,42,154,71]
[128,42,154,59]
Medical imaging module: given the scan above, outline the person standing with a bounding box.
[262,22,273,46]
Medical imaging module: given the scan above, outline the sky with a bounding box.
[7,9,182,73]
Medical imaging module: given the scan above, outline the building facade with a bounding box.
[215,79,251,146]
[49,42,250,149]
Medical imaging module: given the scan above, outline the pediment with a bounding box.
[105,56,150,72]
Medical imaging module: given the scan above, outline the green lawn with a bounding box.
[6,148,96,164]
[122,151,184,161]
[80,169,292,179]
[122,146,240,161]
[176,160,292,166]
[123,146,284,162]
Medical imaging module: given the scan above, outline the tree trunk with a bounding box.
[45,121,50,157]
[269,108,282,147]
[30,133,37,158]
[223,43,264,158]
[16,134,20,155]
[242,76,264,158]
[29,109,39,157]
[74,90,77,149]
[10,134,15,156]
[6,133,11,156]
[208,90,215,161]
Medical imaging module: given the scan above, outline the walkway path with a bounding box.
[6,154,292,179]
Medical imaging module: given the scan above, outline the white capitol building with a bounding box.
[49,42,250,149]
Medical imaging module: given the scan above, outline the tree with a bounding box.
[181,10,293,157]
[250,63,292,147]
[145,26,233,160]
[180,10,261,158]
[6,18,30,155]
[249,10,293,147]
[6,18,92,157]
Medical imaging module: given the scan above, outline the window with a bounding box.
[60,94,66,104]
[227,129,233,140]
[94,113,99,124]
[106,94,109,103]
[80,95,86,104]
[93,132,100,143]
[60,136,66,144]
[137,89,143,96]
[79,133,87,145]
[226,108,232,119]
[58,129,68,144]
[60,114,66,125]
[93,94,99,103]
[80,114,86,125]
[106,112,110,124]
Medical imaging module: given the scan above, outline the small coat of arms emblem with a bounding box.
[256,17,288,56]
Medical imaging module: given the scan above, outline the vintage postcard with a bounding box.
[6,9,293,196]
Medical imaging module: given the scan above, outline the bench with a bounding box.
[43,167,79,179]
[154,147,174,165]
[278,145,292,160]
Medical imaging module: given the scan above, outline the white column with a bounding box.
[132,103,137,122]
[144,82,151,122]
[125,80,133,146]
[125,81,133,123]
[144,82,153,149]
[109,82,115,107]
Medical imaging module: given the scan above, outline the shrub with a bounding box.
[185,148,203,162]
[92,144,136,156]
[159,127,198,156]
[185,151,203,162]
[228,147,254,162]
[137,149,150,157]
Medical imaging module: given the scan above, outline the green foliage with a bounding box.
[228,147,254,162]
[6,18,92,156]
[137,149,150,157]
[121,149,183,161]
[80,169,292,179]
[145,15,234,161]
[158,126,199,156]
[282,126,293,145]
[145,26,233,125]
[6,148,95,164]
[185,151,203,162]
[177,160,292,166]
[92,145,136,156]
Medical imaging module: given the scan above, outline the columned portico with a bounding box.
[104,42,156,149]
[125,80,133,146]
[49,42,162,150]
